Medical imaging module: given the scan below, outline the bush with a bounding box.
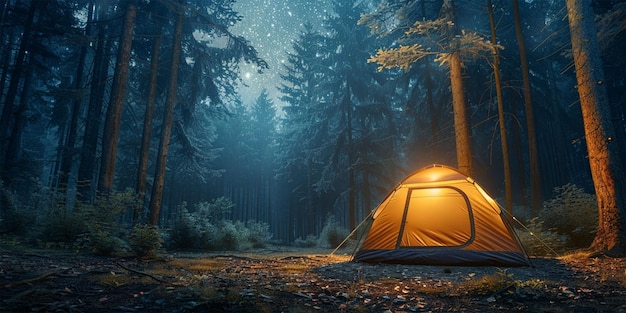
[0,179,33,235]
[40,206,88,244]
[128,224,163,257]
[90,229,128,256]
[81,190,137,256]
[319,215,348,248]
[295,234,318,247]
[243,220,272,249]
[540,184,597,248]
[167,202,208,249]
[1,204,31,236]
[516,217,566,256]
[167,198,271,251]
[194,197,235,221]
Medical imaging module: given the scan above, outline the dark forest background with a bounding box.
[0,0,624,249]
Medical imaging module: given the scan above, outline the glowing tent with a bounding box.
[353,164,531,266]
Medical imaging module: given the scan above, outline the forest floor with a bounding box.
[1,244,625,313]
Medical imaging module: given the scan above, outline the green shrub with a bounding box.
[0,180,31,235]
[194,197,235,221]
[295,234,318,247]
[540,184,597,248]
[211,220,272,250]
[40,206,88,243]
[244,220,272,248]
[319,215,348,248]
[168,203,207,249]
[79,190,136,256]
[516,217,566,256]
[128,224,163,257]
[167,198,271,251]
[510,204,533,226]
[90,229,128,256]
[216,220,240,250]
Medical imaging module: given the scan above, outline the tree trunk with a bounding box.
[487,0,512,214]
[0,29,14,105]
[77,30,109,202]
[0,0,39,174]
[424,58,439,157]
[443,0,472,176]
[135,34,161,222]
[449,51,472,176]
[148,9,183,225]
[4,64,34,176]
[59,2,93,193]
[97,2,136,196]
[512,0,542,216]
[566,0,626,256]
[343,88,356,230]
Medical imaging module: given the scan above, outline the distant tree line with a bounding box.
[0,0,624,255]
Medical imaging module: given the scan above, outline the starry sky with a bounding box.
[230,0,333,109]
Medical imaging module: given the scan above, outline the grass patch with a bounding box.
[92,271,154,287]
[168,258,228,272]
[456,270,516,296]
[451,269,551,300]
[558,250,593,262]
[280,263,311,274]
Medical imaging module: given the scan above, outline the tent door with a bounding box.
[396,186,476,249]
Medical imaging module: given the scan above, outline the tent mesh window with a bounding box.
[397,187,475,248]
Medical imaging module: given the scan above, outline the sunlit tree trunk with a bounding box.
[566,0,626,256]
[487,0,512,213]
[149,9,183,225]
[424,59,439,156]
[443,0,472,176]
[448,51,472,176]
[135,34,161,222]
[512,0,542,215]
[97,2,136,196]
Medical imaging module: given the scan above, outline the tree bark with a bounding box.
[97,2,136,196]
[345,90,356,230]
[4,64,34,175]
[0,0,39,174]
[135,34,161,222]
[566,0,626,256]
[77,30,109,202]
[512,0,542,216]
[487,0,512,213]
[148,9,183,225]
[449,51,472,177]
[443,0,472,176]
[59,2,93,193]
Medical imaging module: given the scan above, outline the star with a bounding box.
[230,0,333,111]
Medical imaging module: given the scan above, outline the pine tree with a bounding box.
[277,22,330,239]
[98,0,136,196]
[361,0,497,176]
[566,0,626,256]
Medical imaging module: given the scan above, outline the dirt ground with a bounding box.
[1,245,625,313]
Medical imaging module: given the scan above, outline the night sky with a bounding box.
[231,0,333,109]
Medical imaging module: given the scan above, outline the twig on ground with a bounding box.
[3,271,58,288]
[115,262,169,283]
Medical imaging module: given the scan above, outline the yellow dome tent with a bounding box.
[353,164,531,266]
